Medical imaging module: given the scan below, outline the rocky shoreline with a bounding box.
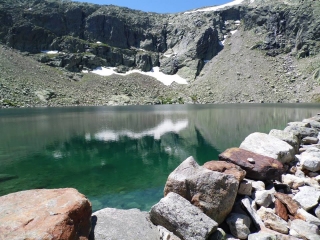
[1,114,320,239]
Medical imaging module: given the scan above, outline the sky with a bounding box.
[73,0,232,13]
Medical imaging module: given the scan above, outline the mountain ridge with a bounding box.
[0,0,320,107]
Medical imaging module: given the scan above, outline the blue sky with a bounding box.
[73,0,231,13]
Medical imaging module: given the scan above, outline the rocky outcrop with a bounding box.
[164,156,239,224]
[0,188,92,240]
[150,192,218,240]
[0,0,240,79]
[91,208,159,240]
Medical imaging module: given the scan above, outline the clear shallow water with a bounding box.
[0,104,319,211]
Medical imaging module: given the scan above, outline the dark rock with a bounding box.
[219,148,284,181]
[274,192,300,216]
[275,198,289,221]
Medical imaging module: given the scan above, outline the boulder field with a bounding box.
[1,114,320,239]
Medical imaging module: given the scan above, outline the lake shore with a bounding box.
[1,113,320,239]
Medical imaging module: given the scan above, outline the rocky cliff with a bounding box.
[0,0,320,107]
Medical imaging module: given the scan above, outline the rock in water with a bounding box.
[150,192,218,240]
[0,173,18,182]
[239,132,295,163]
[219,148,284,181]
[92,208,160,240]
[164,156,239,224]
[0,188,92,240]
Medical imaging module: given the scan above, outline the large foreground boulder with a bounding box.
[150,192,218,240]
[219,148,284,181]
[239,132,295,163]
[164,156,239,224]
[0,188,92,240]
[91,208,159,240]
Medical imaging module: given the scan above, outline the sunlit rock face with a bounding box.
[0,188,92,240]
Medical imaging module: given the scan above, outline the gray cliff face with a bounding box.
[1,0,320,107]
[0,0,244,79]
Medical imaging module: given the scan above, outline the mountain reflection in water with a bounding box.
[0,104,319,211]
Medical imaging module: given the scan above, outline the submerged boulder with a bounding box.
[239,132,295,163]
[164,156,239,224]
[0,188,92,240]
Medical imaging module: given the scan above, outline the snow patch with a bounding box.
[88,66,188,86]
[231,30,238,35]
[184,0,246,14]
[41,50,59,54]
[164,53,173,58]
[90,119,188,141]
[96,41,102,44]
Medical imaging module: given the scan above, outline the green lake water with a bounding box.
[0,104,319,211]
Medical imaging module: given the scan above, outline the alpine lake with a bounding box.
[0,104,319,212]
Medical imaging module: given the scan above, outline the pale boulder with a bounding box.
[298,147,320,172]
[91,208,160,240]
[293,186,320,211]
[289,219,320,240]
[150,192,218,240]
[239,132,295,163]
[253,190,273,208]
[257,207,288,234]
[226,213,251,239]
[164,156,239,224]
[269,129,300,153]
